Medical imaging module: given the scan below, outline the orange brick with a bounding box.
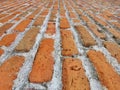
[104,41,120,63]
[60,18,70,29]
[15,27,39,52]
[29,38,54,83]
[75,25,96,47]
[0,14,8,18]
[62,58,90,90]
[76,9,82,16]
[61,30,78,56]
[87,50,120,90]
[0,48,4,56]
[87,23,106,39]
[81,15,90,23]
[0,56,25,90]
[33,16,45,26]
[0,33,17,47]
[14,19,31,32]
[41,9,49,16]
[0,23,14,36]
[72,19,80,23]
[112,22,120,28]
[45,22,56,35]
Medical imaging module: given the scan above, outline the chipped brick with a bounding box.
[62,58,90,90]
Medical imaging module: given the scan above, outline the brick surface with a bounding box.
[87,23,106,39]
[62,58,90,90]
[45,22,56,35]
[87,50,120,90]
[0,23,14,36]
[104,41,120,63]
[0,48,4,56]
[0,56,25,90]
[61,30,78,56]
[14,19,31,32]
[0,0,120,89]
[60,18,70,29]
[29,38,54,83]
[75,25,96,47]
[33,16,45,26]
[0,33,17,47]
[15,27,39,52]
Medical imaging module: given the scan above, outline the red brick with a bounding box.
[0,23,14,36]
[81,15,90,23]
[62,58,90,90]
[29,38,54,83]
[15,27,39,52]
[0,33,17,47]
[0,56,25,90]
[60,18,70,29]
[61,30,78,56]
[45,22,56,35]
[108,28,120,39]
[87,50,120,90]
[69,12,76,18]
[75,25,96,47]
[14,19,31,32]
[104,41,120,63]
[0,48,4,56]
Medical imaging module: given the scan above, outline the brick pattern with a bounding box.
[0,0,120,90]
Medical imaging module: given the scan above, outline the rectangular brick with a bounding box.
[61,30,78,56]
[15,27,39,52]
[104,41,120,63]
[69,12,76,18]
[0,23,14,36]
[45,22,56,35]
[87,50,120,90]
[14,19,31,32]
[29,38,54,83]
[87,23,106,39]
[81,15,90,23]
[62,58,90,90]
[108,28,120,39]
[75,25,96,47]
[0,33,17,47]
[60,18,70,29]
[33,16,45,26]
[0,56,25,90]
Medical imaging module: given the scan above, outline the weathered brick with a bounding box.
[61,30,78,56]
[0,33,17,47]
[62,58,90,90]
[15,27,39,52]
[60,18,70,29]
[33,16,45,26]
[0,56,25,90]
[87,50,120,90]
[87,23,106,39]
[112,22,120,28]
[72,19,80,23]
[0,23,14,36]
[45,22,56,35]
[0,48,4,56]
[75,25,96,47]
[14,19,31,32]
[104,41,120,63]
[69,12,76,18]
[108,28,120,39]
[29,38,54,83]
